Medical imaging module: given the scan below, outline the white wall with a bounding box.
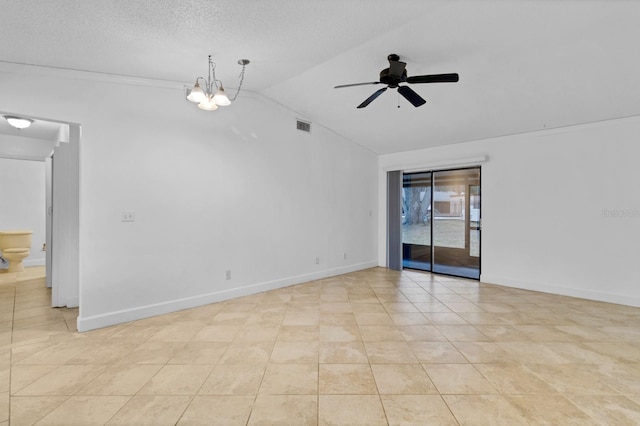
[379,116,640,307]
[0,157,46,266]
[0,64,378,330]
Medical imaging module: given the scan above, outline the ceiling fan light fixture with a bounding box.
[4,116,33,129]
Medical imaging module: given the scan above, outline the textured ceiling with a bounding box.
[1,0,640,155]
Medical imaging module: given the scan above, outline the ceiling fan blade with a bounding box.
[357,87,388,108]
[406,73,459,84]
[397,85,426,107]
[334,82,381,89]
[388,60,407,78]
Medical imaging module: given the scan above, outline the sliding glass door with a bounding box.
[402,167,480,279]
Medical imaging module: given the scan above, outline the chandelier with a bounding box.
[186,55,250,111]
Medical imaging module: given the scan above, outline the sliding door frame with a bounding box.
[399,166,481,280]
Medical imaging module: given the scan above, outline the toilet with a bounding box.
[0,230,32,273]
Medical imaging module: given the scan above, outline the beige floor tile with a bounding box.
[397,325,447,342]
[388,312,430,325]
[409,341,468,363]
[282,311,320,326]
[107,325,165,342]
[364,341,417,363]
[248,394,317,426]
[16,365,107,396]
[354,312,394,326]
[137,365,213,395]
[591,362,640,394]
[66,342,139,364]
[320,302,352,313]
[371,363,437,394]
[116,341,186,365]
[9,365,58,394]
[270,341,318,363]
[474,364,557,394]
[15,341,90,365]
[359,325,405,342]
[259,363,317,395]
[473,325,534,341]
[319,395,386,426]
[319,312,357,325]
[319,342,368,363]
[7,267,640,425]
[106,395,191,425]
[147,321,205,342]
[235,325,280,342]
[219,341,273,364]
[506,394,596,425]
[524,363,619,394]
[497,342,568,364]
[245,312,285,326]
[319,364,377,394]
[199,363,266,395]
[210,312,251,325]
[452,341,513,363]
[179,396,254,424]
[167,342,228,364]
[443,394,529,425]
[0,392,6,423]
[9,396,69,426]
[192,324,240,342]
[77,364,163,396]
[277,325,319,341]
[35,395,130,426]
[319,325,361,342]
[381,395,458,426]
[436,325,489,342]
[424,364,497,394]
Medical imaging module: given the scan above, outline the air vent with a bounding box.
[296,119,311,133]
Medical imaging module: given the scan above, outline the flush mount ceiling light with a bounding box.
[186,55,250,111]
[3,116,33,130]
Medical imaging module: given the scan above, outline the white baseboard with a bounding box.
[481,274,640,308]
[77,261,378,332]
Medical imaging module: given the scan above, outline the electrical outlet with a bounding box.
[225,270,231,280]
[315,257,320,265]
[121,210,135,222]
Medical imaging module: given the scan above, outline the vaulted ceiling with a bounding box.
[2,0,640,155]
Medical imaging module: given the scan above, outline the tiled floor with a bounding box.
[2,266,640,425]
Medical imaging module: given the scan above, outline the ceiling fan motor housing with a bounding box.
[379,68,407,88]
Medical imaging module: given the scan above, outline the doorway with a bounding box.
[401,167,481,279]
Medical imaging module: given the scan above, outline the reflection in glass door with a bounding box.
[402,167,480,280]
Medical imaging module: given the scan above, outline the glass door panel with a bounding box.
[432,168,480,279]
[401,172,432,270]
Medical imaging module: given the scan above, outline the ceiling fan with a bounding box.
[334,54,459,108]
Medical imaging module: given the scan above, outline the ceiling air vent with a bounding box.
[296,119,311,133]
